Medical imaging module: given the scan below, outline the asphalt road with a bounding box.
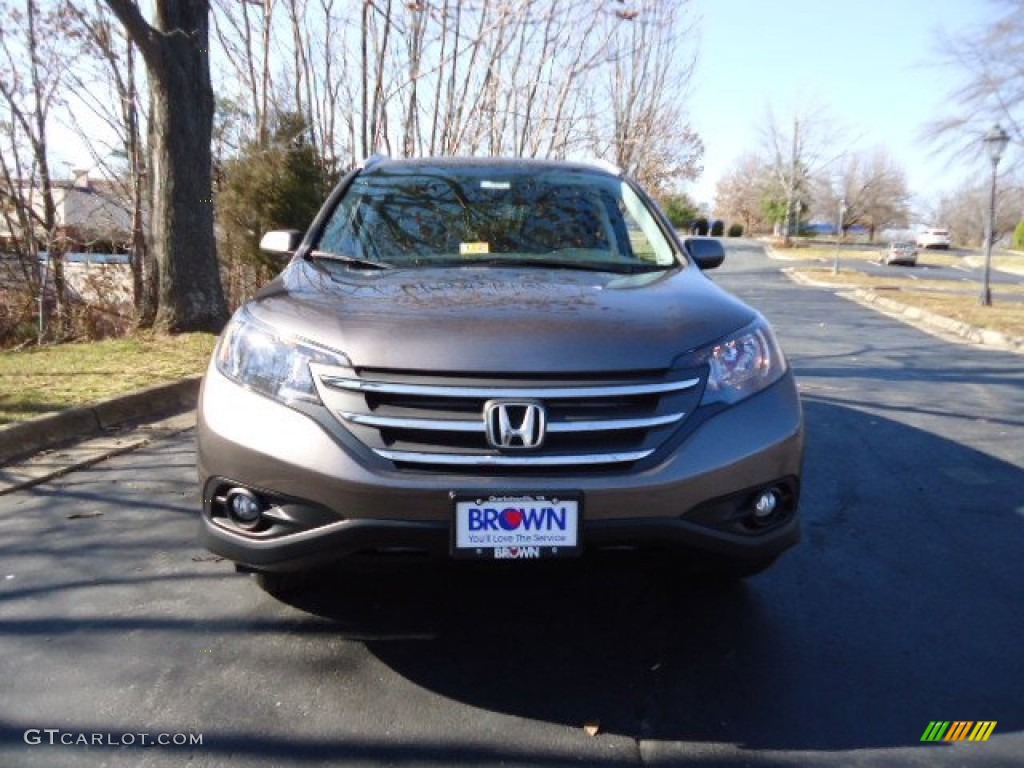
[2,242,1022,767]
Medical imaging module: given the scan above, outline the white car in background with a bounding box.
[883,241,918,266]
[916,228,952,250]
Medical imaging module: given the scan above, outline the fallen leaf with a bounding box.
[191,554,225,563]
[583,722,600,737]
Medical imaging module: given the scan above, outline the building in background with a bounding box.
[0,169,132,254]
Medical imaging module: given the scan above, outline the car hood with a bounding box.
[247,260,755,373]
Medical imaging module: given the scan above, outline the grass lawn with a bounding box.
[0,332,217,425]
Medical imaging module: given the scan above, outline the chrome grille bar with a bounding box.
[320,376,699,399]
[549,413,683,432]
[339,411,684,433]
[375,448,655,466]
[340,412,482,432]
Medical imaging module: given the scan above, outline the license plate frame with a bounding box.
[450,492,582,560]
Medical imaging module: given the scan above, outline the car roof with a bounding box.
[361,155,624,177]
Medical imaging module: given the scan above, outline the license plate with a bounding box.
[451,493,581,560]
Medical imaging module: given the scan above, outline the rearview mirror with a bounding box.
[259,230,303,254]
[683,236,725,270]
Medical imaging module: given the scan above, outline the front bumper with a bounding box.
[197,364,804,571]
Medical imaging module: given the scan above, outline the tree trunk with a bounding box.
[105,0,228,334]
[148,50,227,332]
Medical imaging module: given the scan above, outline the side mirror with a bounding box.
[259,230,303,254]
[683,236,725,270]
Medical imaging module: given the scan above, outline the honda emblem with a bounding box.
[484,400,547,450]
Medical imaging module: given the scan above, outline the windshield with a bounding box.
[314,165,679,272]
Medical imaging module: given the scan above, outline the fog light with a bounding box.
[752,489,779,519]
[226,488,263,530]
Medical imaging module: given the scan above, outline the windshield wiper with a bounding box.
[308,250,392,270]
[444,257,666,274]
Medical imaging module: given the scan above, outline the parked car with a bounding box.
[196,156,804,593]
[916,228,951,250]
[883,241,918,266]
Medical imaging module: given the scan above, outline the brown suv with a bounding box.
[197,157,803,589]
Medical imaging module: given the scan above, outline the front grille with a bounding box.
[310,364,703,473]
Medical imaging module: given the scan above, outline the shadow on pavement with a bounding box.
[272,398,1024,754]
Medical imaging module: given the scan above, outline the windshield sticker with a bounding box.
[460,241,490,255]
[480,180,510,190]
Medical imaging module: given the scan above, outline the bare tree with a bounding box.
[276,0,346,176]
[925,0,1023,172]
[64,0,154,323]
[600,0,702,194]
[761,104,845,243]
[505,1,609,159]
[815,149,911,241]
[0,0,76,340]
[934,177,1024,247]
[103,0,228,333]
[205,0,704,200]
[714,153,776,235]
[211,0,277,147]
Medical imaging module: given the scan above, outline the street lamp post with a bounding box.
[980,124,1010,307]
[832,197,847,275]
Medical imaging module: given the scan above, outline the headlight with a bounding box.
[675,318,788,406]
[215,308,349,405]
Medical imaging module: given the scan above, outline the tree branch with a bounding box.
[102,0,158,66]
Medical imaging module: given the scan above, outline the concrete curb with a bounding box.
[0,375,202,466]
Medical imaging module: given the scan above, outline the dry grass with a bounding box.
[893,293,1024,338]
[0,332,217,425]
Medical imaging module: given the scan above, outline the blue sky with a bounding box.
[687,0,1000,215]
